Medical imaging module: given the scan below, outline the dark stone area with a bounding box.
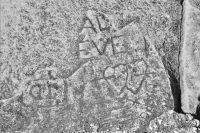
[192,104,200,121]
[167,69,183,113]
[179,0,184,5]
[160,56,183,114]
[196,105,200,121]
[163,59,200,121]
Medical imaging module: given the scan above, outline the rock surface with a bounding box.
[148,110,200,133]
[180,0,200,114]
[0,0,199,133]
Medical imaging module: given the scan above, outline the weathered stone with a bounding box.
[2,0,199,132]
[148,110,200,133]
[180,0,200,114]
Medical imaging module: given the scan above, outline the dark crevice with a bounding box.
[160,0,200,123]
[179,0,184,5]
[194,104,200,121]
[191,104,200,122]
[177,0,184,82]
[163,62,200,121]
[167,69,184,113]
[160,0,184,113]
[196,96,200,121]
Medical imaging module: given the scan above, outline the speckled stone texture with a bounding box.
[0,0,194,133]
[148,110,200,133]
